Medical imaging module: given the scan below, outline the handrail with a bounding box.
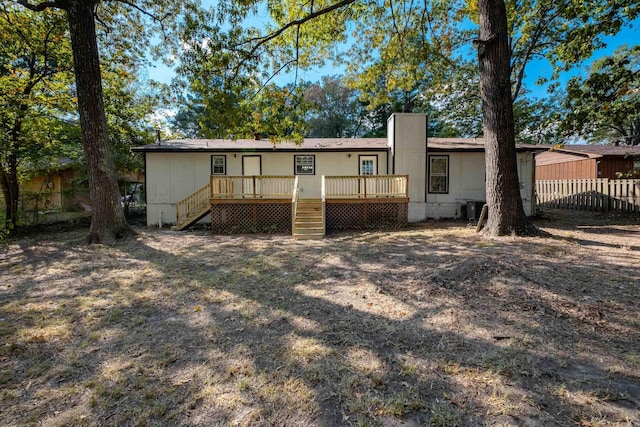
[291,175,300,233]
[324,175,408,198]
[211,175,295,199]
[321,176,326,237]
[176,183,211,228]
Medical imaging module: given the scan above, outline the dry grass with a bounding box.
[1,209,639,426]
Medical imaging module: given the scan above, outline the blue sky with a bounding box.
[525,21,640,99]
[146,5,639,101]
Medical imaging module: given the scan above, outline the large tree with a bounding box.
[0,6,74,232]
[304,75,367,138]
[562,45,640,146]
[476,0,537,235]
[12,0,196,243]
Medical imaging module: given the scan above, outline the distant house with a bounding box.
[133,114,544,237]
[536,145,640,180]
[8,160,144,215]
[19,160,85,212]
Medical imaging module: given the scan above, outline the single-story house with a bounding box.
[536,145,640,180]
[14,159,91,213]
[19,164,76,211]
[0,159,145,218]
[133,113,544,237]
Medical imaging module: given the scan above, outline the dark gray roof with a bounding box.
[132,138,389,152]
[133,137,547,153]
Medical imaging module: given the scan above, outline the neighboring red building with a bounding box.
[536,145,640,180]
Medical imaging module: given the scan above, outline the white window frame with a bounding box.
[211,155,226,175]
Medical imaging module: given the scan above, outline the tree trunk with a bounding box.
[0,154,19,232]
[65,1,134,243]
[2,103,28,234]
[477,0,537,236]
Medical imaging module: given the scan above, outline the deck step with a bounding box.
[293,234,325,240]
[297,212,321,217]
[293,228,324,235]
[293,198,324,240]
[294,221,324,228]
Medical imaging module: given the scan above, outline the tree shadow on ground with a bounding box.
[1,219,639,426]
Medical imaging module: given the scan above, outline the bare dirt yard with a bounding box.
[1,209,639,426]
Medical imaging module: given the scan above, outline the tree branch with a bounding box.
[510,4,561,101]
[255,58,299,95]
[104,0,170,22]
[241,0,357,54]
[390,0,402,46]
[94,12,112,34]
[422,0,457,68]
[473,33,497,59]
[103,0,172,37]
[15,0,60,11]
[473,33,497,45]
[293,23,300,85]
[228,0,356,86]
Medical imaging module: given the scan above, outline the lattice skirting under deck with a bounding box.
[211,202,292,234]
[325,200,408,231]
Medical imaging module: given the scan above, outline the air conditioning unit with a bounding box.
[467,201,486,221]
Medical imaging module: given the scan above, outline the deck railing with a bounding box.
[321,175,327,230]
[323,175,409,198]
[210,176,296,199]
[291,175,300,233]
[176,183,211,228]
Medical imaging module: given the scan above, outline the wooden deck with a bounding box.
[176,175,409,234]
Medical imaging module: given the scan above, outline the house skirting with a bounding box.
[211,199,292,234]
[325,198,408,231]
[209,198,409,234]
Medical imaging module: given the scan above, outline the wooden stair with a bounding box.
[175,183,211,230]
[293,198,324,240]
[175,206,211,230]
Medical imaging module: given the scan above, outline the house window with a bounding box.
[428,155,449,193]
[211,155,226,175]
[294,155,315,175]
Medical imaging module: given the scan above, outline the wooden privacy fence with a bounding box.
[536,179,640,212]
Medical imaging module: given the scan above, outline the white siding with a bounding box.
[143,112,536,226]
[423,151,536,219]
[388,114,428,206]
[144,150,388,225]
